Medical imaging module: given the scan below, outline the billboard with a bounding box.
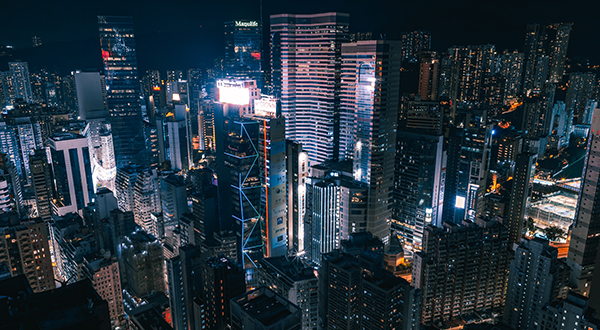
[217,80,250,105]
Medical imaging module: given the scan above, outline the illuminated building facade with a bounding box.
[341,40,401,244]
[98,15,146,168]
[418,51,439,101]
[271,12,350,164]
[133,168,161,237]
[74,71,116,193]
[500,49,524,104]
[400,30,431,63]
[224,20,262,89]
[48,133,93,216]
[506,152,536,245]
[8,61,33,103]
[246,97,287,258]
[29,149,53,221]
[286,140,308,254]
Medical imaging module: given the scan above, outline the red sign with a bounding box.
[153,86,161,91]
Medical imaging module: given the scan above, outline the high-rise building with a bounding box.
[48,133,93,216]
[166,104,191,171]
[547,23,572,84]
[245,97,287,257]
[319,239,420,330]
[121,230,165,297]
[256,256,318,330]
[400,30,432,63]
[568,107,600,297]
[8,61,33,103]
[16,117,43,186]
[98,15,146,167]
[201,255,246,330]
[160,173,188,229]
[500,49,524,103]
[230,287,302,330]
[412,220,510,326]
[115,165,141,212]
[74,71,116,193]
[224,20,262,88]
[78,253,125,327]
[29,149,53,221]
[270,12,350,164]
[393,131,445,249]
[447,44,497,105]
[286,140,308,254]
[0,122,23,180]
[341,40,401,244]
[418,51,440,101]
[503,238,570,330]
[506,152,536,245]
[566,72,598,124]
[133,168,161,237]
[535,293,600,330]
[0,217,55,292]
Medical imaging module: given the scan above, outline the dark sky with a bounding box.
[1,0,599,72]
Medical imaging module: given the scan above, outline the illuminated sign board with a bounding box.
[217,80,250,105]
[235,21,258,27]
[152,86,160,91]
[254,98,277,116]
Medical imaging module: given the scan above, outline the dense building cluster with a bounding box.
[1,8,600,330]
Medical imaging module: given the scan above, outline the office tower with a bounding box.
[0,275,111,330]
[166,104,191,171]
[167,245,202,330]
[190,185,219,249]
[133,168,162,237]
[536,293,600,330]
[412,220,510,325]
[286,140,308,254]
[503,238,570,330]
[201,255,246,329]
[0,217,55,292]
[341,40,401,244]
[447,44,497,105]
[230,287,302,330]
[16,117,43,185]
[0,71,14,107]
[418,51,439,101]
[141,70,161,116]
[144,120,160,168]
[500,49,524,103]
[78,253,125,327]
[400,30,432,63]
[115,165,141,212]
[8,61,33,103]
[0,153,23,215]
[245,97,287,257]
[121,230,165,297]
[214,87,262,271]
[270,12,350,164]
[319,238,421,330]
[98,16,146,167]
[48,133,93,216]
[29,149,53,221]
[568,107,600,297]
[506,152,536,244]
[74,71,116,193]
[547,23,572,83]
[160,173,188,229]
[256,256,318,330]
[224,20,262,88]
[393,130,445,249]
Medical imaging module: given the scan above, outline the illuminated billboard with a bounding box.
[217,80,250,105]
[254,98,277,116]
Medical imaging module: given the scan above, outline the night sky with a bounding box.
[1,0,599,73]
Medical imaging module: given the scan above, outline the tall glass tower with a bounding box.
[98,16,146,168]
[224,20,262,89]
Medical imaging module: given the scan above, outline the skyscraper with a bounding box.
[271,12,350,164]
[245,97,287,257]
[547,23,572,84]
[133,168,161,237]
[506,152,536,245]
[224,20,262,88]
[568,107,600,297]
[121,230,165,297]
[286,140,308,254]
[29,149,53,221]
[48,133,94,216]
[400,30,432,63]
[341,40,401,244]
[418,51,440,101]
[98,16,146,167]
